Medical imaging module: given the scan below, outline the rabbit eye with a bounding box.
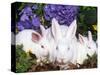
[41,45,44,48]
[88,46,91,49]
[56,46,58,50]
[68,47,70,50]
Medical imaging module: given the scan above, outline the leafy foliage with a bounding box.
[77,6,97,41]
[16,45,37,73]
[79,53,97,68]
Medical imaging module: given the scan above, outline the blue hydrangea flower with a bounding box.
[44,4,79,26]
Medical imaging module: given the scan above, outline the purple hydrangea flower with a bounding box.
[17,24,24,31]
[19,6,33,16]
[44,4,79,26]
[17,15,41,31]
[20,13,30,21]
[17,5,41,31]
[17,20,33,30]
[32,14,41,27]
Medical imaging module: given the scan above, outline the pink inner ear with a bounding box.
[79,34,84,44]
[31,33,41,43]
[88,31,92,41]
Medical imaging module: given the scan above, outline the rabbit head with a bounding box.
[16,25,50,62]
[51,18,77,64]
[78,31,97,56]
[31,25,51,61]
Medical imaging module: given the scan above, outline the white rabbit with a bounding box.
[16,25,50,62]
[76,31,97,64]
[48,18,77,65]
[44,18,69,63]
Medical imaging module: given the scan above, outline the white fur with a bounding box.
[76,31,97,64]
[16,18,97,66]
[49,18,77,65]
[16,25,50,62]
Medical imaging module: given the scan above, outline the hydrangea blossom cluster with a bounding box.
[44,4,79,26]
[17,4,79,31]
[17,5,41,31]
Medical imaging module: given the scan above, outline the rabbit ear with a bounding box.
[51,18,62,41]
[88,31,93,42]
[31,32,42,43]
[40,25,46,36]
[78,34,85,44]
[66,19,77,39]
